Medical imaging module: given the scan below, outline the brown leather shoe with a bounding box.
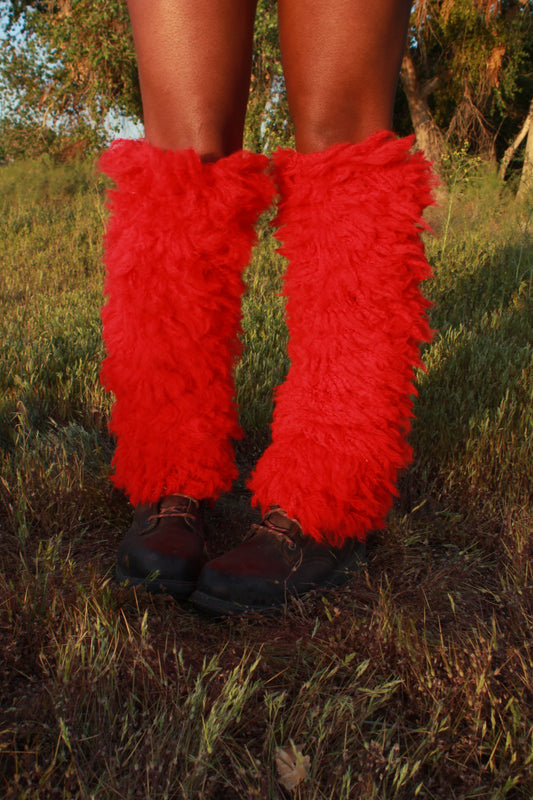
[190,507,366,615]
[116,495,207,599]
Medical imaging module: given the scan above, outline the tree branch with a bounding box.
[499,99,533,181]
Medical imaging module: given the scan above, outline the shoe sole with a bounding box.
[116,565,195,601]
[190,545,366,617]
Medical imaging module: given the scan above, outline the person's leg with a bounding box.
[277,0,412,152]
[192,1,435,615]
[127,0,258,158]
[100,1,276,598]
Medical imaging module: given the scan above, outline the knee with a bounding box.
[289,96,393,154]
[292,117,354,154]
[143,111,244,161]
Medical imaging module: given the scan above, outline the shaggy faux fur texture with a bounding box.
[248,132,435,545]
[99,140,275,505]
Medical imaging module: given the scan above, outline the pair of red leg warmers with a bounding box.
[99,132,434,545]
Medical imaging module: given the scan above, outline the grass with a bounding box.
[0,154,532,799]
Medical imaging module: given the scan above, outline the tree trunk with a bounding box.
[400,52,446,173]
[499,99,533,183]
[517,102,533,202]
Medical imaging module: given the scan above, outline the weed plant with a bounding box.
[0,156,532,799]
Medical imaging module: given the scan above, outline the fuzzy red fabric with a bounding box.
[248,132,436,545]
[99,140,275,505]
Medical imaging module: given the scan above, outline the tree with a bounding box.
[245,0,291,152]
[0,0,290,159]
[1,0,532,169]
[400,51,446,168]
[500,97,533,197]
[402,0,533,170]
[517,104,533,197]
[0,0,140,157]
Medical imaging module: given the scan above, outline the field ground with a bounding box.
[0,156,532,799]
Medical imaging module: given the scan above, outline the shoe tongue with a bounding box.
[266,509,293,531]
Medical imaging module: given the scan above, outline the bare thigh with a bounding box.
[127,0,257,159]
[277,0,412,152]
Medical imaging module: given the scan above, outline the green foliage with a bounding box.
[0,156,108,449]
[409,0,533,157]
[0,0,140,158]
[245,0,292,152]
[438,139,485,185]
[0,0,293,160]
[2,0,533,162]
[413,164,533,512]
[236,213,289,443]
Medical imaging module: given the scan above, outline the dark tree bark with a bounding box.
[400,52,446,173]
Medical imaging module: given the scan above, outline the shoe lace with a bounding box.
[149,496,199,526]
[248,507,303,550]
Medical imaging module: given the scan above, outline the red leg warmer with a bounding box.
[99,140,275,505]
[248,132,436,545]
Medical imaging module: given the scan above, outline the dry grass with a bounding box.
[0,156,532,799]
